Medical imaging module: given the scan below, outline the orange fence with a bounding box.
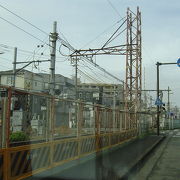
[0,86,154,179]
[0,149,4,180]
[0,129,136,180]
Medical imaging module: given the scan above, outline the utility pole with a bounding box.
[156,62,160,136]
[75,56,78,131]
[74,55,79,135]
[11,47,17,119]
[75,55,78,100]
[156,61,178,135]
[49,21,58,95]
[167,86,171,129]
[113,85,116,132]
[12,47,17,87]
[49,21,58,143]
[167,87,170,113]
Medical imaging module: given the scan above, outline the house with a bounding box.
[76,83,124,131]
[0,69,76,134]
[77,83,124,107]
[0,69,44,92]
[39,73,75,98]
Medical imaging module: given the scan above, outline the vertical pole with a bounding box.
[137,7,142,135]
[49,21,58,96]
[75,56,78,100]
[12,47,17,87]
[6,88,12,148]
[156,62,160,136]
[113,85,116,132]
[167,86,171,129]
[129,13,133,103]
[75,56,78,136]
[167,87,170,113]
[1,99,7,148]
[129,13,133,131]
[125,8,129,131]
[143,67,147,133]
[49,22,58,161]
[49,21,58,141]
[144,67,147,109]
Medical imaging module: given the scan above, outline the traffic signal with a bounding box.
[162,103,166,111]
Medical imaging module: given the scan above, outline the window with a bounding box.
[86,93,90,99]
[7,76,13,85]
[45,83,49,89]
[79,93,82,98]
[55,85,59,89]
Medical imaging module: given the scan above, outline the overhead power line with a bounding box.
[102,19,127,48]
[0,16,47,44]
[77,69,103,84]
[59,37,123,83]
[0,3,48,36]
[0,3,123,84]
[80,17,125,49]
[106,0,123,18]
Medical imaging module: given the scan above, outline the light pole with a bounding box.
[156,60,180,135]
[156,62,160,136]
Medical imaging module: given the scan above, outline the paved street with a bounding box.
[132,129,180,180]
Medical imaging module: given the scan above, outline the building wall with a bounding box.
[24,72,43,92]
[77,83,124,107]
[15,74,25,89]
[1,75,12,86]
[0,72,43,91]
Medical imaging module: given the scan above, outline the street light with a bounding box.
[156,59,180,136]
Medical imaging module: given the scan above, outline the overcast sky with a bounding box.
[0,0,179,108]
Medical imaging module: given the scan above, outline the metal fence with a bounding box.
[0,86,155,180]
[0,149,4,180]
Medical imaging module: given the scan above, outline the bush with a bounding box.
[10,131,29,142]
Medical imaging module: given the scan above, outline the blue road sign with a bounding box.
[155,98,163,106]
[177,58,180,67]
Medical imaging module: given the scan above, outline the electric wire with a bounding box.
[0,3,48,36]
[0,43,67,61]
[78,60,117,83]
[77,69,103,84]
[106,0,123,18]
[103,27,127,48]
[78,67,106,84]
[0,16,47,45]
[102,19,127,48]
[0,3,124,85]
[77,60,108,83]
[80,17,126,49]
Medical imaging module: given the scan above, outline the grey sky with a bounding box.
[0,0,179,107]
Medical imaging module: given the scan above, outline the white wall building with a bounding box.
[0,69,44,92]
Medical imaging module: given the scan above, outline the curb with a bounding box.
[119,135,166,179]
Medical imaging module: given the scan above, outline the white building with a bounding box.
[0,69,44,92]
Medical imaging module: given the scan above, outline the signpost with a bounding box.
[155,98,163,106]
[177,58,180,67]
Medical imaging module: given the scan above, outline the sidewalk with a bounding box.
[131,129,180,180]
[147,130,180,180]
[30,134,164,180]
